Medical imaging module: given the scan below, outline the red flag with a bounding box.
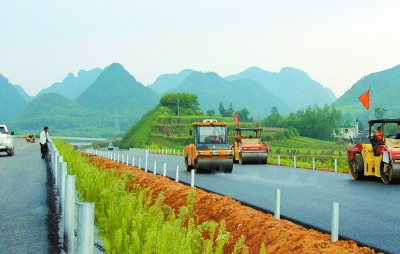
[234,112,240,127]
[358,86,370,110]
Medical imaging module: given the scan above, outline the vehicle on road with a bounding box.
[24,133,36,143]
[107,142,114,150]
[0,124,15,156]
[184,119,233,173]
[232,127,269,164]
[347,119,400,184]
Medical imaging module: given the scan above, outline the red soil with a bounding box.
[88,155,379,254]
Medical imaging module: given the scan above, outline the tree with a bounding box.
[374,107,387,119]
[206,110,215,116]
[263,106,283,127]
[160,92,201,115]
[218,102,226,116]
[237,108,251,122]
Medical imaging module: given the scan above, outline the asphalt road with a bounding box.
[0,138,59,254]
[109,149,399,254]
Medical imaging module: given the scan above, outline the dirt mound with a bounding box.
[89,155,379,254]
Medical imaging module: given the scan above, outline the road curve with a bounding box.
[113,149,399,254]
[0,138,60,253]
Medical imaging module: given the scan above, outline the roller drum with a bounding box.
[195,157,233,173]
[239,152,268,164]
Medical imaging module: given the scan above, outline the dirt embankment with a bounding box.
[89,155,379,254]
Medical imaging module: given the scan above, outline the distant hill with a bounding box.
[334,64,400,120]
[13,84,32,102]
[170,71,293,118]
[148,69,193,94]
[225,67,337,111]
[36,68,102,99]
[76,63,159,113]
[0,74,27,123]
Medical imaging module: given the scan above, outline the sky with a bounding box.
[1,1,400,98]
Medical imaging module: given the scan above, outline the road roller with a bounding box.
[347,119,400,184]
[184,119,234,173]
[232,127,269,164]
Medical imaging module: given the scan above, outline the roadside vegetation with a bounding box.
[55,139,252,253]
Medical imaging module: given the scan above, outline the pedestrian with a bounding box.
[40,126,52,159]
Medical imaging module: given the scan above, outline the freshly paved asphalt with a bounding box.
[110,149,399,254]
[0,138,59,253]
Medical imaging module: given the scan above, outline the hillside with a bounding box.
[0,74,27,123]
[225,66,337,111]
[334,64,400,121]
[170,71,293,118]
[13,84,32,102]
[36,68,102,99]
[148,69,193,95]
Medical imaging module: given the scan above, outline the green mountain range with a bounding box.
[170,71,292,117]
[3,63,400,138]
[9,63,160,137]
[36,68,102,99]
[225,66,337,111]
[0,75,27,122]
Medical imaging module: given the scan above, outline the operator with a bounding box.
[374,126,384,144]
[40,126,52,159]
[236,133,243,142]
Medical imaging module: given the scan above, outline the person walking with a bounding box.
[40,126,52,159]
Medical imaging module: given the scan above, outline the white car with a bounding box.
[0,124,15,156]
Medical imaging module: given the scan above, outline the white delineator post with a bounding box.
[175,166,179,182]
[77,202,95,254]
[163,163,167,176]
[274,189,281,219]
[191,169,195,187]
[64,175,76,253]
[331,202,339,242]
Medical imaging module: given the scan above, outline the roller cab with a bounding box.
[184,119,233,173]
[347,118,400,184]
[232,127,269,164]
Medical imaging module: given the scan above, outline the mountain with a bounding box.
[36,68,102,99]
[76,63,159,112]
[10,92,79,131]
[225,67,337,111]
[334,64,400,120]
[170,71,292,118]
[148,69,194,94]
[13,84,32,102]
[0,74,27,123]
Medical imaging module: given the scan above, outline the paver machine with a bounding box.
[232,127,269,164]
[184,119,234,173]
[347,119,400,184]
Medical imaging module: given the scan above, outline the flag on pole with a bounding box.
[358,86,370,110]
[234,111,240,127]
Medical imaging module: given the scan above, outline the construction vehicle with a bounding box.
[184,119,233,173]
[347,119,400,184]
[232,127,269,164]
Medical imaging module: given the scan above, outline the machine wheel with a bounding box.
[239,152,243,164]
[7,148,14,156]
[381,163,393,184]
[184,156,193,171]
[348,155,364,180]
[194,159,202,173]
[223,165,233,173]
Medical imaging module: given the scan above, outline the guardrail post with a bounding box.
[139,158,141,169]
[154,161,157,175]
[331,202,339,242]
[145,149,149,172]
[64,175,76,253]
[126,155,129,165]
[191,169,195,187]
[334,159,337,172]
[77,202,95,254]
[163,163,167,176]
[132,156,135,166]
[59,162,67,216]
[176,166,179,182]
[57,155,63,194]
[274,189,281,219]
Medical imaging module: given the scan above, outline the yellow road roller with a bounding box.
[184,119,233,173]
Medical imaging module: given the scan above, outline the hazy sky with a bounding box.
[1,1,399,97]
